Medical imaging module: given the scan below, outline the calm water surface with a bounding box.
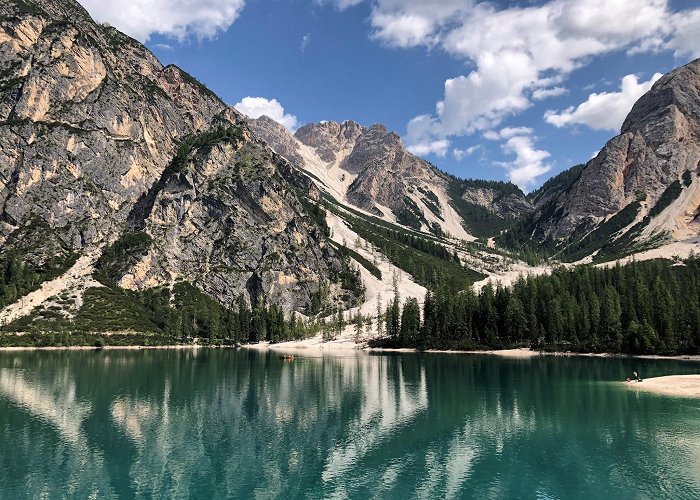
[0,349,699,499]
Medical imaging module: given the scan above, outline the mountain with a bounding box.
[0,0,357,323]
[4,0,700,345]
[250,117,477,240]
[0,0,226,250]
[518,59,700,262]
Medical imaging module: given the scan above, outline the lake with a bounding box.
[0,349,698,499]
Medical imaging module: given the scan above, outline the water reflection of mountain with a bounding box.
[0,351,698,498]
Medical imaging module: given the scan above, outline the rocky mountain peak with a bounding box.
[529,57,700,252]
[621,58,700,137]
[247,115,303,166]
[0,0,355,315]
[294,120,365,163]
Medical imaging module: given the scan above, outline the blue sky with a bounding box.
[79,0,700,191]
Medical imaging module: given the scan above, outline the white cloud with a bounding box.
[453,145,479,161]
[369,0,472,47]
[666,9,700,59]
[319,0,365,10]
[79,0,245,42]
[234,97,299,131]
[405,114,450,157]
[338,0,698,152]
[498,136,552,190]
[370,13,436,47]
[532,86,567,101]
[406,139,450,157]
[483,127,534,141]
[544,73,662,131]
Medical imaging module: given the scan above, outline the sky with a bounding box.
[77,0,700,191]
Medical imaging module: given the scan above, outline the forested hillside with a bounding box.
[372,257,700,355]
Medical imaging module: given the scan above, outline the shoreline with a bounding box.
[0,343,698,362]
[242,342,700,361]
[0,344,209,352]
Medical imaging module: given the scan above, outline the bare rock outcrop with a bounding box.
[0,0,351,313]
[538,58,700,241]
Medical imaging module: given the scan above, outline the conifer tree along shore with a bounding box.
[373,257,700,355]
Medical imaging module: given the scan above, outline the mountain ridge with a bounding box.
[2,0,700,345]
[0,0,359,323]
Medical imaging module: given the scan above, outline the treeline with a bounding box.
[372,257,700,355]
[447,176,525,198]
[124,279,335,344]
[4,274,325,345]
[161,283,313,343]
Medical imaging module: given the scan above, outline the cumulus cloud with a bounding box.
[234,97,299,131]
[405,114,450,157]
[369,0,474,47]
[666,9,700,59]
[498,136,552,190]
[79,0,245,42]
[406,139,450,157]
[453,145,479,161]
[319,0,365,10]
[483,127,534,141]
[544,73,662,131]
[351,0,700,154]
[532,86,567,101]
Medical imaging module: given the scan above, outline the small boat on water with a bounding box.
[279,354,295,361]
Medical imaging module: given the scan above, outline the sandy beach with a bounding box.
[625,375,700,398]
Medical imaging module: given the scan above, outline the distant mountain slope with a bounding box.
[527,59,700,260]
[252,117,510,241]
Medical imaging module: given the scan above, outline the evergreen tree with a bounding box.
[400,298,420,346]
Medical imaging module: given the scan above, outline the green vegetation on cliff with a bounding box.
[446,180,514,238]
[0,251,77,309]
[1,275,324,346]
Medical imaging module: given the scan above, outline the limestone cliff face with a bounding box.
[342,124,447,213]
[0,0,228,252]
[294,120,364,164]
[295,121,446,214]
[247,115,304,166]
[252,117,473,239]
[538,58,700,241]
[0,0,351,313]
[123,129,342,312]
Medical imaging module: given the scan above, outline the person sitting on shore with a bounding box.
[632,371,642,382]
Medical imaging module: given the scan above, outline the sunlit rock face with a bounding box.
[122,133,343,312]
[252,117,477,240]
[0,0,228,250]
[535,58,700,242]
[0,0,348,312]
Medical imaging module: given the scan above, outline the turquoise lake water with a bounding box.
[0,349,699,499]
